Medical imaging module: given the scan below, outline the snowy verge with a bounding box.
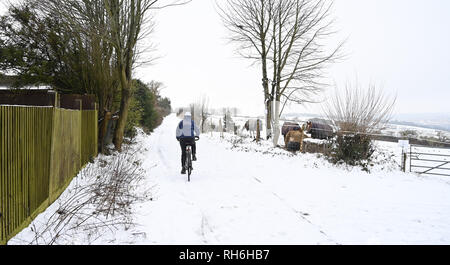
[9,129,154,245]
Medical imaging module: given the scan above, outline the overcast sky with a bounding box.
[2,0,450,116]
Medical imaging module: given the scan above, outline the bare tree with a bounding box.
[103,0,158,151]
[198,96,210,133]
[148,80,165,99]
[269,0,343,146]
[217,0,275,140]
[218,0,344,146]
[187,96,209,133]
[323,80,396,135]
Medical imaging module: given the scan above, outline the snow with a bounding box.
[382,123,450,139]
[9,114,450,245]
[0,85,51,90]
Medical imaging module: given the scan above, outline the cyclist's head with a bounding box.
[184,112,191,118]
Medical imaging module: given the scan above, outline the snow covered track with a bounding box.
[134,114,331,244]
[11,114,450,245]
[133,114,450,245]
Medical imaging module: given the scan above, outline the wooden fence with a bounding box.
[0,104,98,245]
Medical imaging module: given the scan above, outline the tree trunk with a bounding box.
[265,97,272,140]
[272,100,281,147]
[99,111,112,154]
[256,119,260,142]
[262,60,272,140]
[113,71,132,151]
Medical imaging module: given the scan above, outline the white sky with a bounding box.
[2,0,450,116]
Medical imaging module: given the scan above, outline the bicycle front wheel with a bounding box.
[186,150,192,181]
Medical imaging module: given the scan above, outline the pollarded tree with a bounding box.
[197,95,209,133]
[323,80,396,167]
[269,0,344,147]
[218,0,343,147]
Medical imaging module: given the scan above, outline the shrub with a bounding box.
[323,80,395,169]
[330,134,375,170]
[124,79,172,136]
[124,96,143,138]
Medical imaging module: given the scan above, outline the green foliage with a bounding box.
[0,5,82,91]
[124,79,172,137]
[330,134,375,171]
[0,74,16,87]
[124,96,143,138]
[158,97,172,116]
[0,4,171,145]
[133,79,159,133]
[0,3,119,114]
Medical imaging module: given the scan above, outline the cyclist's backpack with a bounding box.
[178,120,195,137]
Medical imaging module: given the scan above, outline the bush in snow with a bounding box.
[323,80,396,170]
[124,79,172,138]
[330,134,375,171]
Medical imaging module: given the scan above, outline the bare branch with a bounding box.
[323,80,397,135]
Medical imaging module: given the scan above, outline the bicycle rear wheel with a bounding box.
[186,149,192,181]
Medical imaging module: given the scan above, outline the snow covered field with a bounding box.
[10,114,450,245]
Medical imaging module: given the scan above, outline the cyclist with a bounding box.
[176,112,200,174]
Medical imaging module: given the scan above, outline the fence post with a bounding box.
[48,93,58,202]
[94,103,98,157]
[55,92,60,108]
[256,120,260,142]
[76,99,82,166]
[409,145,412,172]
[401,150,407,172]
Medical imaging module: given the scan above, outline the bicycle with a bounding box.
[184,136,200,182]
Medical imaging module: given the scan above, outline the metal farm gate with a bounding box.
[410,145,450,177]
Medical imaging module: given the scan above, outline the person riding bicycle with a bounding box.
[176,112,200,174]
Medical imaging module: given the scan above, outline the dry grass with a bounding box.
[28,145,152,245]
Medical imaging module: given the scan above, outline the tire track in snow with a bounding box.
[200,213,219,243]
[253,177,340,245]
[151,120,176,173]
[140,115,228,243]
[156,123,171,170]
[157,147,170,169]
[142,114,334,244]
